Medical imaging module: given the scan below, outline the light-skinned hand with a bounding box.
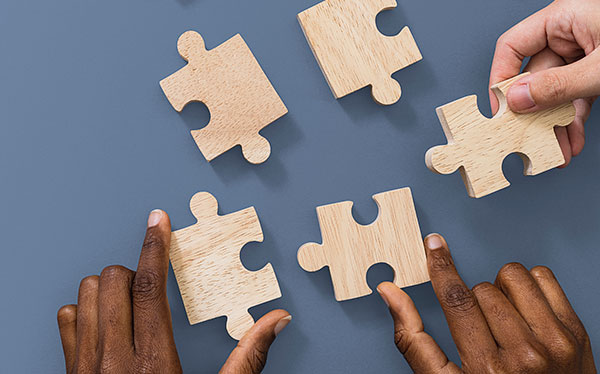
[57,210,291,374]
[378,233,596,374]
[490,0,600,167]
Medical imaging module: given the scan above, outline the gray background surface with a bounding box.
[1,0,598,372]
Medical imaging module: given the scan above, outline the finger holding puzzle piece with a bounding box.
[170,192,282,340]
[298,188,429,301]
[426,73,576,198]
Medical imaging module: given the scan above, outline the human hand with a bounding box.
[490,0,600,166]
[377,234,596,374]
[57,210,291,374]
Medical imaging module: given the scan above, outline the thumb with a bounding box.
[507,50,600,113]
[220,310,291,374]
[377,282,461,374]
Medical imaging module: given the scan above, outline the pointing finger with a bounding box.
[425,234,498,368]
[132,210,178,357]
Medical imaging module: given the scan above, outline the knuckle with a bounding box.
[440,283,478,313]
[143,231,166,252]
[540,70,568,103]
[393,328,412,355]
[428,250,454,272]
[495,33,508,49]
[580,331,592,351]
[99,357,122,374]
[248,347,268,372]
[99,347,134,373]
[551,332,578,362]
[517,344,549,371]
[57,305,77,324]
[234,341,268,372]
[496,262,527,284]
[132,271,163,304]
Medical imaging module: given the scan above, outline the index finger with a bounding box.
[424,234,498,366]
[133,210,177,353]
[489,7,551,112]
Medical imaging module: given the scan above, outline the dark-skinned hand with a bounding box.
[378,233,596,374]
[57,210,291,374]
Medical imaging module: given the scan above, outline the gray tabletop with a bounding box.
[1,0,598,372]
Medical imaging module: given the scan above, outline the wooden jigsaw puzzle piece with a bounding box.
[298,188,429,301]
[297,0,422,105]
[170,192,281,340]
[426,95,512,198]
[426,73,575,198]
[160,31,288,164]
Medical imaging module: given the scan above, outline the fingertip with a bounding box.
[274,315,292,337]
[148,209,171,231]
[507,80,537,113]
[424,233,446,252]
[57,304,77,325]
[530,265,556,281]
[568,123,585,157]
[377,281,397,307]
[555,126,572,168]
[246,309,291,339]
[377,282,413,313]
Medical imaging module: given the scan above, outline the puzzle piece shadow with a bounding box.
[175,0,198,6]
[337,59,436,130]
[177,101,303,186]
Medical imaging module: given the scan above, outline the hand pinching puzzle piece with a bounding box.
[160,31,288,164]
[297,0,422,105]
[170,192,282,340]
[426,73,576,198]
[298,188,429,301]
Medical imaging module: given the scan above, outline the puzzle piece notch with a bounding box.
[170,192,282,340]
[298,0,422,105]
[298,188,429,301]
[160,31,288,164]
[425,73,576,198]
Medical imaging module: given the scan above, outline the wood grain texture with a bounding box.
[298,188,429,301]
[426,73,576,198]
[297,0,422,105]
[170,192,281,340]
[160,31,288,164]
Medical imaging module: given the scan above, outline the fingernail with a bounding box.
[508,82,536,112]
[425,234,444,250]
[274,315,292,336]
[377,285,390,307]
[148,209,163,228]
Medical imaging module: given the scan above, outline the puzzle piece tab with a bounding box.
[298,0,422,105]
[426,73,576,198]
[160,31,288,164]
[298,188,429,301]
[170,192,281,340]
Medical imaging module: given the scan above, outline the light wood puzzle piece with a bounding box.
[298,188,429,301]
[160,31,288,164]
[425,73,576,198]
[170,192,282,340]
[297,0,422,105]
